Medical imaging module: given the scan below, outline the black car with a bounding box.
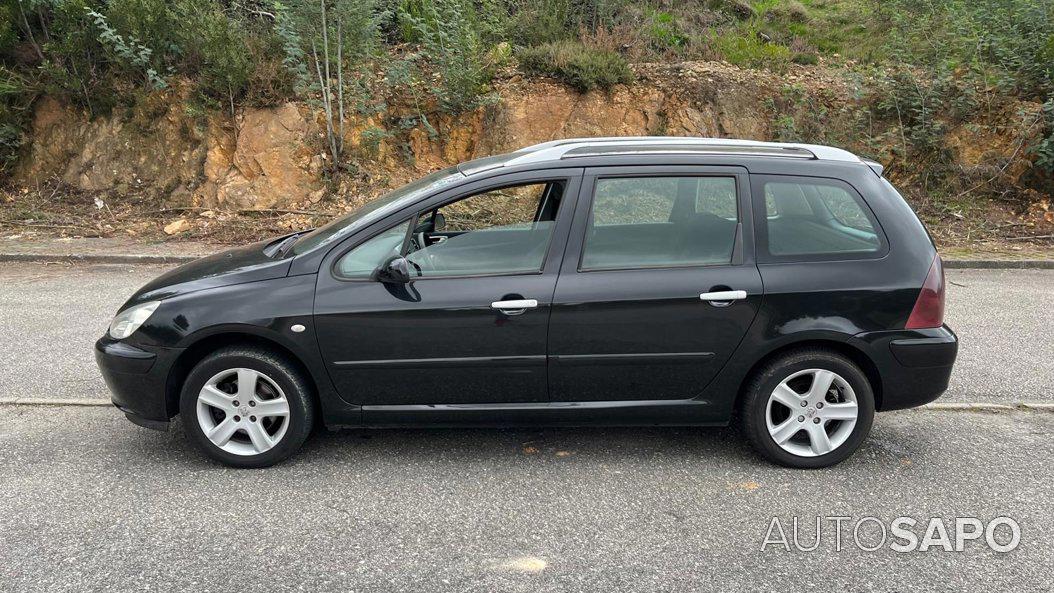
[96,137,957,469]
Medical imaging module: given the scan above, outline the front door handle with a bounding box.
[491,299,538,315]
[700,290,747,306]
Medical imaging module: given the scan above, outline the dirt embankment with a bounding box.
[3,61,1051,249]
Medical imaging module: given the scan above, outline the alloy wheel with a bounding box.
[195,368,291,456]
[764,368,859,457]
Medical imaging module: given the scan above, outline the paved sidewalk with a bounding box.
[0,236,221,263]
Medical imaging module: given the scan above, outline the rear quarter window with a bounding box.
[753,175,887,262]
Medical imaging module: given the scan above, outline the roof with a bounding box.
[458,136,865,176]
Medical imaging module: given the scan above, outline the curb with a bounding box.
[2,252,1053,269]
[1,398,1052,412]
[921,402,1054,412]
[943,259,1054,270]
[0,398,113,406]
[0,253,199,265]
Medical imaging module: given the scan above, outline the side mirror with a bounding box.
[433,212,446,231]
[374,255,412,284]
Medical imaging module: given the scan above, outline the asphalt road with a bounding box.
[1,407,1051,592]
[0,262,1051,404]
[0,261,1052,591]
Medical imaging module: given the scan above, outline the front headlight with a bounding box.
[108,301,161,340]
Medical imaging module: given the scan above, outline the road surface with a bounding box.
[0,261,1052,591]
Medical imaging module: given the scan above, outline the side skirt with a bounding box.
[353,398,726,428]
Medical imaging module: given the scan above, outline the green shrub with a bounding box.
[1028,99,1054,175]
[710,30,791,69]
[85,6,169,89]
[0,65,33,176]
[878,0,1054,97]
[176,3,254,110]
[399,0,493,113]
[518,41,633,92]
[644,10,687,53]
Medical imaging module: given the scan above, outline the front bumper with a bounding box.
[855,325,958,411]
[95,337,181,430]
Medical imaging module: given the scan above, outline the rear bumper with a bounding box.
[855,325,958,411]
[95,337,181,429]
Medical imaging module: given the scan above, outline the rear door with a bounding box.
[547,165,763,402]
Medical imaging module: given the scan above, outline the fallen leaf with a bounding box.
[494,556,547,574]
[163,218,190,235]
[555,450,573,457]
[728,481,760,492]
[522,446,539,455]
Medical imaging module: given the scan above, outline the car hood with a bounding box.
[121,238,293,309]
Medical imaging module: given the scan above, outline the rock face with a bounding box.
[399,64,777,178]
[10,61,1043,210]
[15,95,207,203]
[14,97,324,210]
[195,103,324,210]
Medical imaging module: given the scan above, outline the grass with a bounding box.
[518,41,634,92]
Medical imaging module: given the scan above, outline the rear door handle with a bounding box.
[491,299,538,315]
[700,290,747,305]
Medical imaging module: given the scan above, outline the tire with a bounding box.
[739,349,875,469]
[179,346,315,468]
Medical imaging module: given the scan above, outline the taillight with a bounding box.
[905,255,945,329]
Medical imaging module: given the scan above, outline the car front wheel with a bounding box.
[180,346,315,468]
[740,349,875,468]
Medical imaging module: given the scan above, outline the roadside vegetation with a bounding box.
[1,0,1052,247]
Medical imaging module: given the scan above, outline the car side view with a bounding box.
[96,137,957,469]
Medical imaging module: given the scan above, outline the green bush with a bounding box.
[176,3,254,110]
[644,10,688,53]
[399,0,492,112]
[710,30,791,69]
[518,41,633,92]
[878,0,1054,97]
[0,66,31,175]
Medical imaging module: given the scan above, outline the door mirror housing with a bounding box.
[374,256,412,284]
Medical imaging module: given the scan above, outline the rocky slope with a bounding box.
[6,62,1050,244]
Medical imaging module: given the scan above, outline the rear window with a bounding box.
[755,176,885,260]
[582,176,738,270]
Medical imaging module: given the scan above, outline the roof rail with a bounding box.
[503,137,863,168]
[558,143,817,160]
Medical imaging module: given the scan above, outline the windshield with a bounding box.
[291,166,463,255]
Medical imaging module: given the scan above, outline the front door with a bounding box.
[547,166,763,402]
[313,170,581,408]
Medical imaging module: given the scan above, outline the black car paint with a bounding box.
[95,152,957,430]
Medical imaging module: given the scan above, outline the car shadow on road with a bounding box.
[137,413,927,472]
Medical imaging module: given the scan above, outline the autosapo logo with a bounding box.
[761,516,1021,553]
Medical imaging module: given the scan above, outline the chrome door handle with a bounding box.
[491,299,538,315]
[700,290,747,304]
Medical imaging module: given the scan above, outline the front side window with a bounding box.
[761,178,882,257]
[581,176,739,270]
[334,220,410,278]
[335,181,565,279]
[293,166,461,255]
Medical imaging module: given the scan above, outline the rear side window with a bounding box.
[756,176,885,260]
[581,176,739,270]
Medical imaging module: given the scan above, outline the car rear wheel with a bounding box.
[179,346,315,468]
[740,349,875,468]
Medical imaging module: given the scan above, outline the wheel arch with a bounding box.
[733,338,884,412]
[165,331,322,419]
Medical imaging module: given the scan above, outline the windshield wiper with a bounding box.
[268,232,304,259]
